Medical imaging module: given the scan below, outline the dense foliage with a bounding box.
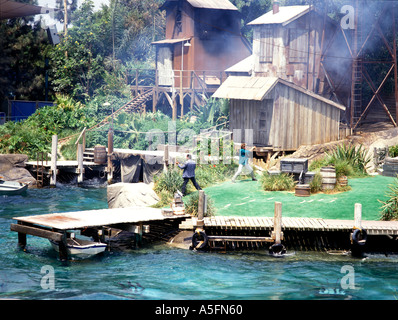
[379,177,398,221]
[309,143,370,178]
[260,172,295,191]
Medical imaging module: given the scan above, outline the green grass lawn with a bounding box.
[203,175,395,221]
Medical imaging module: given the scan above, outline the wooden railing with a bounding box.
[129,69,228,95]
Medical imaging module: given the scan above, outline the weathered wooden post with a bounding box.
[107,129,114,184]
[191,190,208,251]
[274,202,282,244]
[50,135,58,187]
[58,231,68,261]
[351,203,367,257]
[164,144,169,172]
[354,203,362,229]
[269,201,286,255]
[77,143,84,185]
[196,190,206,226]
[17,222,27,249]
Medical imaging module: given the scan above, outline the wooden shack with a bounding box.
[213,76,345,152]
[153,0,251,88]
[227,4,351,105]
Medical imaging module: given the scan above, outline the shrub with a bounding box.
[324,143,370,176]
[333,159,355,178]
[184,191,215,217]
[389,145,398,158]
[260,172,295,191]
[309,172,323,193]
[379,176,398,221]
[153,166,183,195]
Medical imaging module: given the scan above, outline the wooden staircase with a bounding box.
[83,148,95,163]
[90,89,153,131]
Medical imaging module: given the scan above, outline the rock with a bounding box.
[107,182,160,209]
[0,154,36,186]
[0,154,28,171]
[0,167,36,186]
[168,230,193,250]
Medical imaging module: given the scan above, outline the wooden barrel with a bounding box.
[94,145,107,164]
[320,166,336,190]
[338,175,348,186]
[295,184,310,197]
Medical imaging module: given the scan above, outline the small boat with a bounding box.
[49,235,107,258]
[0,179,28,195]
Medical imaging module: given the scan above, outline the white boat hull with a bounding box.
[0,180,28,195]
[49,239,107,258]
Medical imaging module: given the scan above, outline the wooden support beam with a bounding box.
[58,232,68,261]
[10,223,63,242]
[207,235,274,242]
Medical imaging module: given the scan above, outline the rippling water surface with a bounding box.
[1,185,398,300]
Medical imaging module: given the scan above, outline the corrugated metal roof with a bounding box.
[152,38,191,45]
[187,0,238,10]
[248,5,312,26]
[213,76,346,111]
[225,54,254,73]
[213,76,279,101]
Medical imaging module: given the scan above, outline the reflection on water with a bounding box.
[1,185,398,300]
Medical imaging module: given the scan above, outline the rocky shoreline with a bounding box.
[0,154,36,187]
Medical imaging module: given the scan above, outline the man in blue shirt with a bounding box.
[177,154,201,195]
[232,143,257,182]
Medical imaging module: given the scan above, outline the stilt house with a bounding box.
[152,0,251,88]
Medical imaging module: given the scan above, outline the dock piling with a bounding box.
[351,203,367,257]
[164,144,169,171]
[107,129,114,184]
[354,203,362,229]
[270,202,286,255]
[196,190,205,228]
[50,135,58,187]
[77,143,84,185]
[273,202,282,244]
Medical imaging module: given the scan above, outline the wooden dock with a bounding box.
[11,206,190,260]
[180,216,398,235]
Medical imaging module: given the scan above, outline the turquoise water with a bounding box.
[1,185,398,300]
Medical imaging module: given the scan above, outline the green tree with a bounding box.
[0,14,51,107]
[49,0,110,100]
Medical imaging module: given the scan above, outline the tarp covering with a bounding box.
[117,153,163,184]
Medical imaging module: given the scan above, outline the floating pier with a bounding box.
[11,207,190,260]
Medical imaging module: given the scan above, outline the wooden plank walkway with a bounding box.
[13,207,190,231]
[180,216,398,236]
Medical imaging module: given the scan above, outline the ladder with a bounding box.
[351,0,363,128]
[36,152,45,188]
